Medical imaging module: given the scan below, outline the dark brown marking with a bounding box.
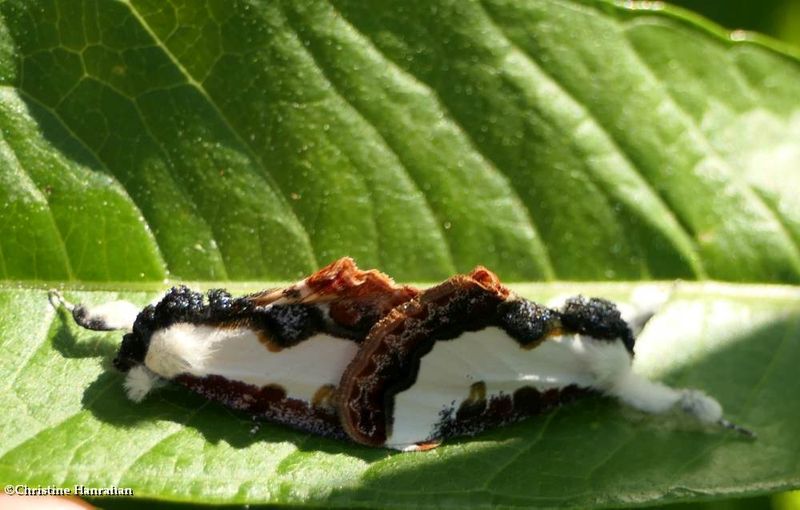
[312,384,337,411]
[521,326,566,350]
[496,298,562,349]
[468,381,487,401]
[512,386,543,410]
[256,330,285,352]
[255,303,327,348]
[174,374,347,440]
[282,287,302,300]
[247,257,419,340]
[456,381,488,421]
[560,296,635,354]
[436,385,596,440]
[545,326,565,338]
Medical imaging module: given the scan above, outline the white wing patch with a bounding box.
[387,328,612,449]
[144,323,359,402]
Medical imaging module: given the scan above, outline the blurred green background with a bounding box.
[666,0,800,50]
[657,2,799,510]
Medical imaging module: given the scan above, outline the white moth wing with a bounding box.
[145,323,359,402]
[387,328,612,449]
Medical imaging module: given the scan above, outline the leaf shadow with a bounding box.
[51,312,119,359]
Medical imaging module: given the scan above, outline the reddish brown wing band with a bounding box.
[336,267,633,448]
[245,256,419,337]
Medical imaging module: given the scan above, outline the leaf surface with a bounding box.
[0,0,799,282]
[0,283,798,508]
[1,0,800,507]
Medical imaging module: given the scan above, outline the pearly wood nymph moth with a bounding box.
[50,258,753,451]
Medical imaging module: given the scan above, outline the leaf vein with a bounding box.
[481,407,558,490]
[280,8,455,273]
[0,121,75,280]
[327,1,556,279]
[477,0,708,279]
[12,87,169,276]
[122,0,318,269]
[615,16,800,273]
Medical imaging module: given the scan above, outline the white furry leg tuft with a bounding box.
[124,365,164,402]
[677,389,756,438]
[606,370,682,414]
[677,389,722,423]
[605,369,754,438]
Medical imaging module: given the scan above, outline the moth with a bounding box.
[337,267,753,450]
[51,258,752,450]
[51,258,417,439]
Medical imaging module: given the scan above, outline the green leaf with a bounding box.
[1,0,800,508]
[0,0,799,283]
[0,283,798,508]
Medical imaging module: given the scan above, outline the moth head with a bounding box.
[112,304,167,403]
[116,332,163,403]
[113,305,156,373]
[113,331,150,372]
